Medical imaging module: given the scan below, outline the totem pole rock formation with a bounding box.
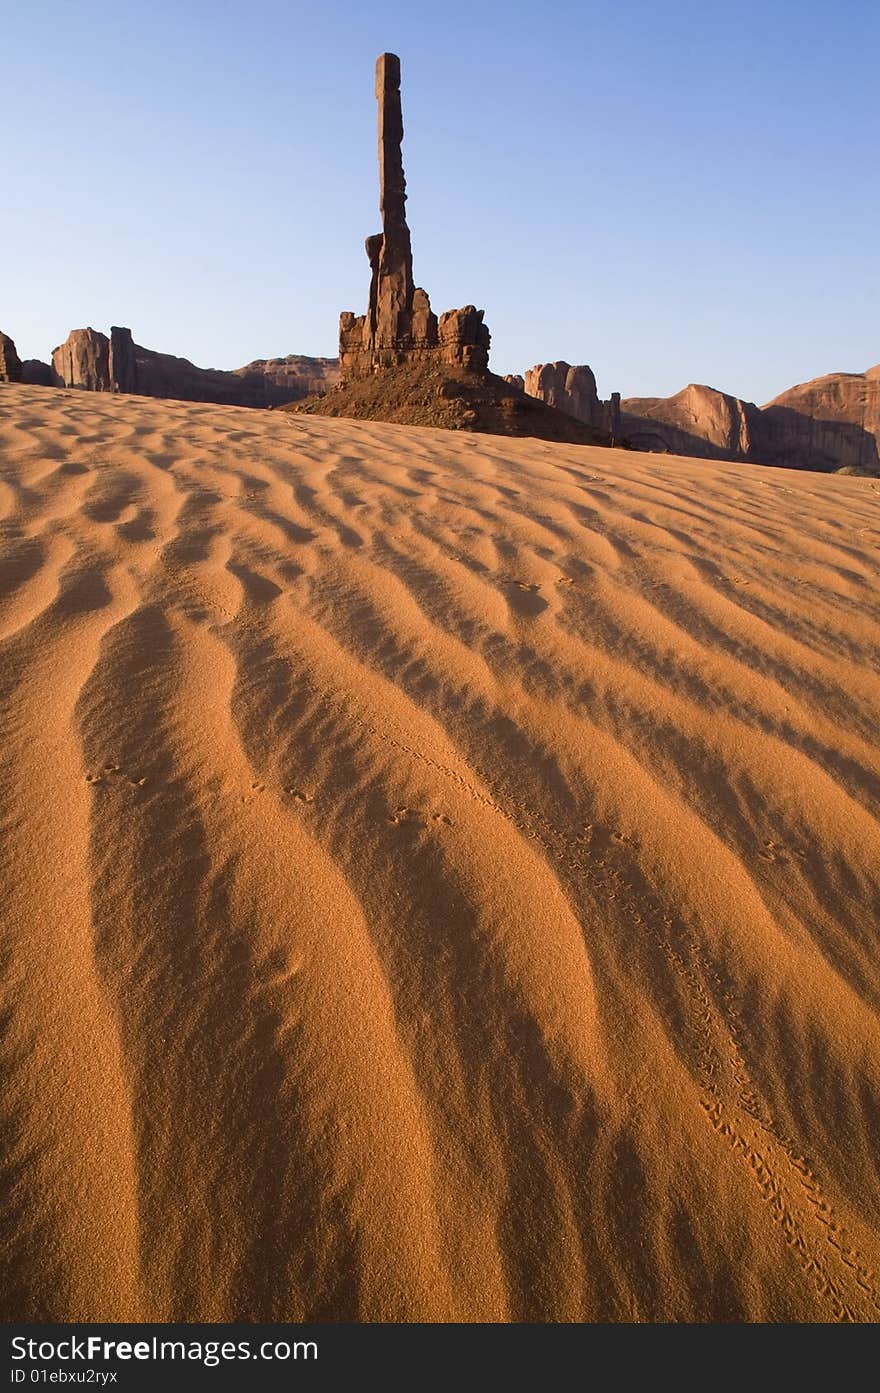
[339,53,490,378]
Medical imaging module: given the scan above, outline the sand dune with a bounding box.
[1,382,879,1322]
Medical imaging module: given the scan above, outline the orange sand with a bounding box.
[1,382,878,1322]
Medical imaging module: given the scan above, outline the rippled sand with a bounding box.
[1,383,878,1322]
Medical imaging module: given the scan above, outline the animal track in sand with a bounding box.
[576,822,640,851]
[757,838,808,864]
[285,787,315,804]
[307,685,878,1320]
[84,764,147,788]
[659,918,880,1322]
[758,839,787,863]
[237,781,269,804]
[387,805,453,828]
[500,577,549,617]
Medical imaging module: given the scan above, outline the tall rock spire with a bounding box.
[369,53,414,350]
[339,53,489,378]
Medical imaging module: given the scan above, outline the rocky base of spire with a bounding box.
[288,359,613,445]
[340,299,490,379]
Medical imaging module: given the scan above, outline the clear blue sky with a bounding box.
[5,0,878,403]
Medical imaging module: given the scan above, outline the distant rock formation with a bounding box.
[21,360,55,386]
[524,362,621,439]
[762,366,880,471]
[620,374,880,473]
[758,406,878,473]
[0,331,23,382]
[621,384,760,459]
[338,54,491,379]
[49,325,338,406]
[234,354,340,405]
[52,328,111,391]
[109,326,137,393]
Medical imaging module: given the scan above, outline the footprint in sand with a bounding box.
[757,839,788,864]
[238,782,268,804]
[758,838,808,865]
[85,764,147,788]
[501,578,548,617]
[611,829,640,849]
[578,822,638,850]
[286,788,314,804]
[387,805,453,828]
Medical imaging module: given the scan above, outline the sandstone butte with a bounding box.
[0,324,338,406]
[615,371,880,474]
[48,326,338,407]
[516,366,878,476]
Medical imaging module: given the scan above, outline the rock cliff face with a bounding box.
[49,325,338,406]
[234,354,339,403]
[765,365,880,438]
[0,331,23,382]
[52,328,110,391]
[758,405,878,473]
[621,384,761,460]
[524,362,621,438]
[338,54,491,379]
[620,372,880,473]
[109,326,137,393]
